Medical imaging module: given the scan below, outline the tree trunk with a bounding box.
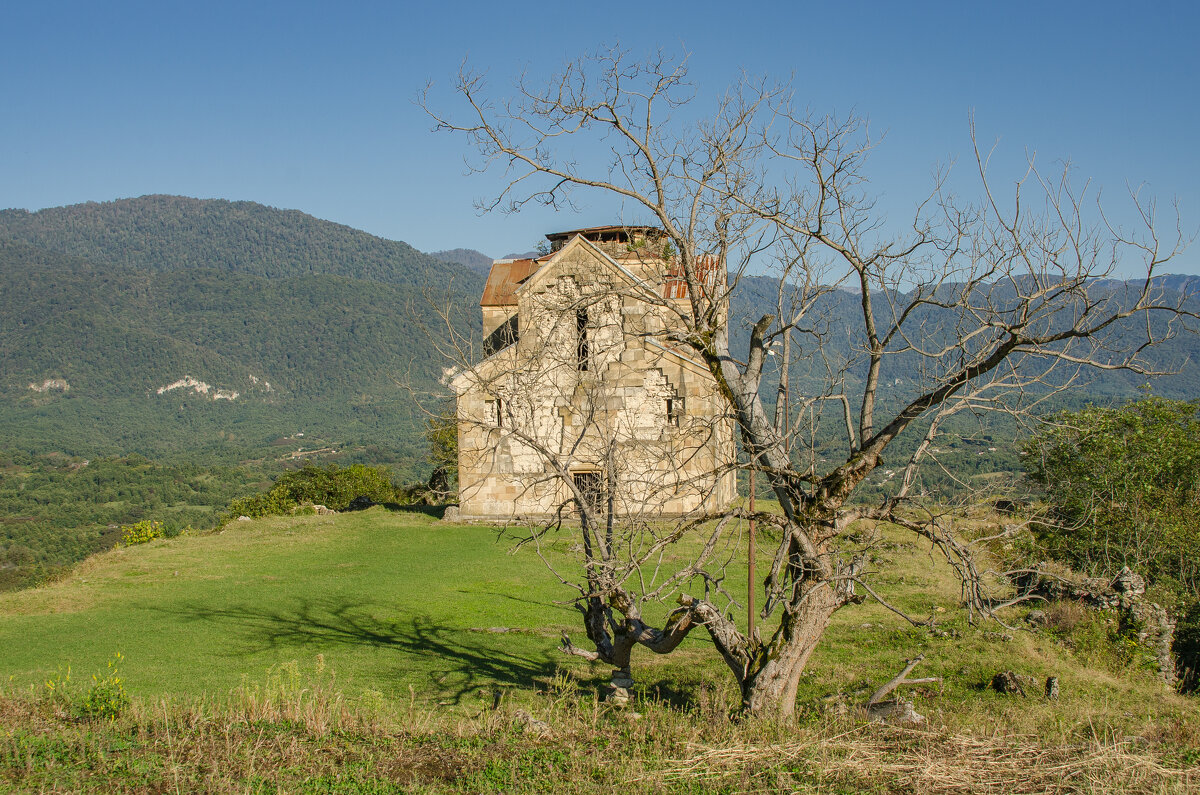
[739,584,841,717]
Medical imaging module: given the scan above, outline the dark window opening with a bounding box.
[573,471,604,516]
[666,397,683,426]
[487,398,504,427]
[576,308,589,371]
[483,314,519,355]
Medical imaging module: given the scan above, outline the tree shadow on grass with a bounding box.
[155,597,560,704]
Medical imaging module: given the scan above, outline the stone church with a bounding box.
[452,225,737,521]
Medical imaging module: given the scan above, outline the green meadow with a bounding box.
[1,506,1191,719]
[2,508,1198,793]
[0,509,597,703]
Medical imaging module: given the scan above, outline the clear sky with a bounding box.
[2,1,1197,272]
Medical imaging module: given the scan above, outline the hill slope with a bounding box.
[0,240,476,463]
[0,195,485,291]
[0,509,574,700]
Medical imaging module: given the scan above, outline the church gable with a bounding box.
[455,225,737,521]
[515,234,649,302]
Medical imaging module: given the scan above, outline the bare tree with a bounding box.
[425,237,743,704]
[422,50,1194,717]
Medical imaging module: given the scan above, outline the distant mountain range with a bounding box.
[0,195,1196,473]
[429,248,494,274]
[430,248,545,272]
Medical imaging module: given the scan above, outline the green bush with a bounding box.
[1022,395,1200,599]
[1024,396,1200,692]
[228,487,299,519]
[120,519,163,546]
[274,464,397,511]
[424,403,458,500]
[43,653,130,722]
[225,464,401,520]
[78,654,131,721]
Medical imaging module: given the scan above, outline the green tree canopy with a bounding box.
[1023,395,1200,601]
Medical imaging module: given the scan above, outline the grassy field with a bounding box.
[0,508,605,704]
[1,507,1198,792]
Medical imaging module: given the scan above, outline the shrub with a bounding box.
[1024,398,1200,689]
[120,519,163,546]
[43,653,130,721]
[78,653,131,721]
[1042,600,1088,635]
[1023,395,1200,600]
[275,463,396,511]
[224,464,401,520]
[424,403,458,499]
[227,487,298,519]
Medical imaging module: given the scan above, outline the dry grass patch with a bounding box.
[655,724,1196,794]
[3,687,1197,794]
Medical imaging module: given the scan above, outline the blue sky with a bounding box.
[2,1,1197,272]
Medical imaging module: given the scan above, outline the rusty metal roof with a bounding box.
[480,258,542,306]
[545,224,662,241]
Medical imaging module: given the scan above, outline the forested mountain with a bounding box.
[0,240,476,465]
[0,203,484,589]
[1,194,1194,470]
[429,247,494,274]
[0,198,485,474]
[734,273,1200,495]
[0,195,484,292]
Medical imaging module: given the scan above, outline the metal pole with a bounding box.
[748,461,756,640]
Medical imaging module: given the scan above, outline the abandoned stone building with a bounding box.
[452,225,737,521]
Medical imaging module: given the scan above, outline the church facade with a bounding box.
[452,226,737,521]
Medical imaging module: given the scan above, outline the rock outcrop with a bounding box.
[1015,565,1176,683]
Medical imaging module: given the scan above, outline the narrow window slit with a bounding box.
[576,308,589,371]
